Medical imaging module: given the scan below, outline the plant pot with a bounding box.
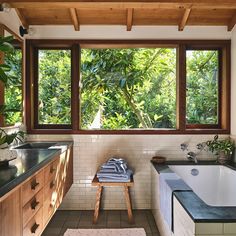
[217,152,231,164]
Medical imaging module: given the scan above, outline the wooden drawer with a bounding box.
[22,171,44,206]
[44,158,59,183]
[23,207,43,236]
[43,180,57,225]
[23,189,43,227]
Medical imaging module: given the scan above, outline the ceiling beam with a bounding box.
[228,12,236,31]
[126,8,133,31]
[179,8,191,31]
[69,8,80,31]
[8,1,236,10]
[15,8,29,29]
[7,0,236,3]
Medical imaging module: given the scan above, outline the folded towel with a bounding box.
[159,173,191,232]
[97,158,133,182]
[107,158,126,164]
[101,163,123,173]
[102,158,128,173]
[97,169,133,179]
[98,178,131,183]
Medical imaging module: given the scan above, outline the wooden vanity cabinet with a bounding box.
[0,146,73,236]
[0,189,21,236]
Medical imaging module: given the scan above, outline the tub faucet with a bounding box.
[187,152,198,164]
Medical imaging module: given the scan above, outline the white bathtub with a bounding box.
[168,165,236,207]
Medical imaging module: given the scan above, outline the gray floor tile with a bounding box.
[42,227,62,236]
[43,209,159,236]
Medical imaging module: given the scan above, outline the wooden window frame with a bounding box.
[185,46,222,130]
[26,39,231,135]
[33,46,73,129]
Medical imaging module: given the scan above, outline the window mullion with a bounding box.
[71,44,80,131]
[0,25,4,127]
[176,44,186,132]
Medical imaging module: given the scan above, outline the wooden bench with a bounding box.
[92,175,134,224]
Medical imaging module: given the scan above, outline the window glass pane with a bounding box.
[4,48,22,125]
[38,50,71,125]
[81,48,176,130]
[186,50,219,125]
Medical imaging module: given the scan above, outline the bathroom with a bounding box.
[0,1,236,236]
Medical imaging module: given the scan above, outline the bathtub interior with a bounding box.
[168,165,236,206]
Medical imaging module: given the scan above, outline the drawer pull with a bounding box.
[50,167,56,173]
[31,199,39,210]
[31,223,39,234]
[31,180,39,190]
[50,181,55,189]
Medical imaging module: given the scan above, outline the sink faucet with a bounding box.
[187,152,198,163]
[180,142,206,164]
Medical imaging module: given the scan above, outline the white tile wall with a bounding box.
[27,134,227,210]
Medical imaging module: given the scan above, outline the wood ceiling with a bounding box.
[6,0,236,31]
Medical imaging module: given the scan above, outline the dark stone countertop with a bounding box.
[0,142,73,199]
[151,160,236,223]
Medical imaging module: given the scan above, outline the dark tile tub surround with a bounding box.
[0,142,73,198]
[152,160,236,223]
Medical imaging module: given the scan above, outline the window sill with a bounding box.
[26,129,230,135]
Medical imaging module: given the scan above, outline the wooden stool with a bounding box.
[92,175,134,224]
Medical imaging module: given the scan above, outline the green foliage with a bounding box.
[38,50,71,125]
[0,128,25,146]
[36,47,219,130]
[81,48,176,129]
[206,135,235,156]
[186,50,218,124]
[0,36,22,126]
[0,36,14,83]
[4,48,23,125]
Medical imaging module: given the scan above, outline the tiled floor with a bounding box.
[42,210,160,236]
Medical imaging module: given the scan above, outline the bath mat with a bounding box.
[64,228,146,236]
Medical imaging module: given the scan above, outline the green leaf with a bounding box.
[0,67,8,83]
[0,64,11,71]
[0,42,14,53]
[5,133,17,145]
[0,36,14,43]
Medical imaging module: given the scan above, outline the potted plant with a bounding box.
[206,135,235,164]
[0,128,24,164]
[0,128,24,148]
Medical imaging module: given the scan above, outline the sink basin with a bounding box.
[14,142,57,149]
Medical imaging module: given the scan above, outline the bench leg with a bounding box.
[93,185,103,224]
[124,186,133,224]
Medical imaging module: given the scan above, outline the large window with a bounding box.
[81,48,176,130]
[26,40,230,134]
